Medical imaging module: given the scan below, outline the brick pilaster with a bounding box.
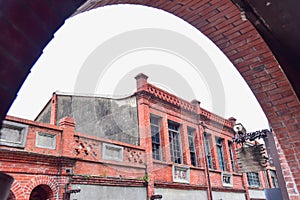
[59,116,76,157]
[136,94,154,200]
[50,93,57,125]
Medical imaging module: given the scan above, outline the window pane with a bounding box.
[150,115,161,160]
[204,133,213,169]
[270,170,279,188]
[168,121,182,164]
[216,137,225,171]
[247,172,260,187]
[188,127,197,166]
[228,141,235,171]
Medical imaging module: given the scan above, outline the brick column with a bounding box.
[259,171,268,188]
[198,123,212,200]
[223,139,232,172]
[242,173,250,200]
[59,116,76,157]
[210,135,219,170]
[161,115,171,163]
[50,93,57,125]
[266,170,273,188]
[181,124,190,165]
[136,93,153,200]
[191,100,204,167]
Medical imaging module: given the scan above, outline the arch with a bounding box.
[24,176,58,200]
[0,0,299,198]
[29,184,53,200]
[10,180,24,200]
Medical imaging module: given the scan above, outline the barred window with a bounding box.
[247,172,260,187]
[168,121,182,164]
[150,115,161,160]
[188,127,197,166]
[204,133,213,169]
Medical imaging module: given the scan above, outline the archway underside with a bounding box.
[1,0,299,198]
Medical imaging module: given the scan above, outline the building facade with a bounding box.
[0,73,277,200]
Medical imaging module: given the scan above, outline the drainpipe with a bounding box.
[200,122,213,200]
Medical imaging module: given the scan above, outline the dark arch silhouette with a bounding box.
[29,184,53,200]
[7,190,16,200]
[0,0,299,197]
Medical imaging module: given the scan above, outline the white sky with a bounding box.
[7,4,269,132]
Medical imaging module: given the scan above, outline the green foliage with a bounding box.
[140,173,149,183]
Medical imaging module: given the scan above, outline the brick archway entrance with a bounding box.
[1,0,299,199]
[29,185,53,200]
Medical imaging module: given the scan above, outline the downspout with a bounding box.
[200,122,213,200]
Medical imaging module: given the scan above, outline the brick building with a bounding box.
[1,73,278,200]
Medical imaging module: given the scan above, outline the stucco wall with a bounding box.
[154,188,207,200]
[70,185,146,200]
[212,191,246,200]
[249,189,266,199]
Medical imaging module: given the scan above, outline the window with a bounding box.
[247,172,260,187]
[216,137,225,171]
[150,115,161,160]
[204,133,213,169]
[228,141,235,171]
[188,127,197,166]
[270,170,279,188]
[168,121,182,164]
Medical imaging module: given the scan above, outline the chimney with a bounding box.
[135,73,148,92]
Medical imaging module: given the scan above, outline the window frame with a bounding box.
[168,120,182,164]
[247,172,261,187]
[150,114,162,161]
[204,132,213,169]
[187,127,197,167]
[216,137,225,171]
[270,170,279,188]
[228,141,235,172]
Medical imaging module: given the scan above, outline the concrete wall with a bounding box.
[212,191,246,200]
[70,185,146,200]
[249,189,266,199]
[56,95,139,145]
[154,188,207,200]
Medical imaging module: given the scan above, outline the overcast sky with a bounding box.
[7,4,268,132]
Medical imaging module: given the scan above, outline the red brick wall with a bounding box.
[135,76,246,199]
[1,116,147,199]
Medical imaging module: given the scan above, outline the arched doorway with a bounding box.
[29,184,53,200]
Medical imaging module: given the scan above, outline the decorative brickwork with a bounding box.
[145,84,196,113]
[10,181,23,200]
[124,147,144,165]
[74,135,100,160]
